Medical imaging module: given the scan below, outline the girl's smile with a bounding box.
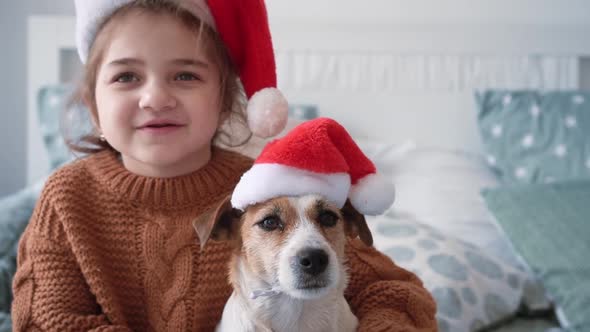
[136,118,186,135]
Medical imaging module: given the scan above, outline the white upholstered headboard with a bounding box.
[27,1,590,184]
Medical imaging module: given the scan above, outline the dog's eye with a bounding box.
[318,211,339,228]
[258,216,282,231]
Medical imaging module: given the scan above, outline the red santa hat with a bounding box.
[231,118,395,216]
[74,0,288,138]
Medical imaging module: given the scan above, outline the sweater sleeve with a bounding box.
[11,195,132,332]
[344,239,437,332]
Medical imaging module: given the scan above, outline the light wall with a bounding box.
[266,0,590,24]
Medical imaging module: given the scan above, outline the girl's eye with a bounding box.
[176,72,199,81]
[318,210,339,228]
[257,216,282,232]
[114,73,138,83]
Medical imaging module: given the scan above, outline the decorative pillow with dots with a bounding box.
[37,85,94,170]
[367,210,533,332]
[476,90,590,184]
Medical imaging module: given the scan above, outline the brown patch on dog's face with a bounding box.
[303,199,348,261]
[238,197,299,284]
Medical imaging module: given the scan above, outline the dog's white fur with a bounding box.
[199,195,361,332]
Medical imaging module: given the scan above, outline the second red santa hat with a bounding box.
[75,0,288,138]
[231,118,396,215]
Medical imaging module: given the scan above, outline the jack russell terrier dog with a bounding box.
[194,194,374,332]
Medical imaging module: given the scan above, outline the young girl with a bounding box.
[12,1,436,331]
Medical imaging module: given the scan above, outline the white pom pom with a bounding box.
[247,88,289,138]
[349,173,395,216]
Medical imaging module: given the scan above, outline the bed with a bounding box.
[2,3,590,331]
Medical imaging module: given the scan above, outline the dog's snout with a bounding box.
[297,248,329,276]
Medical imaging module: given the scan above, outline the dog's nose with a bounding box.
[297,248,329,276]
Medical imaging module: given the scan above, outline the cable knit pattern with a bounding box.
[12,147,437,331]
[143,214,193,331]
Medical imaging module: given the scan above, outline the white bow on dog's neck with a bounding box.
[250,286,283,299]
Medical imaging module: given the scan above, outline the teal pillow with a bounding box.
[0,313,11,332]
[37,85,94,170]
[0,180,44,328]
[476,90,590,184]
[482,181,590,332]
[37,85,76,170]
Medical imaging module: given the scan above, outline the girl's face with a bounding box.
[95,11,222,178]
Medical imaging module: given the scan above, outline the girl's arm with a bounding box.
[11,197,131,332]
[344,238,437,332]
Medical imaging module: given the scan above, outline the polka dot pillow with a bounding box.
[368,211,532,332]
[37,85,93,170]
[476,90,590,184]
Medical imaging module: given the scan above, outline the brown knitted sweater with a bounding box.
[12,148,436,332]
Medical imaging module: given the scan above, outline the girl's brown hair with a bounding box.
[64,0,250,155]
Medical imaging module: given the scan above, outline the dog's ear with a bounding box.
[341,200,373,247]
[193,195,242,249]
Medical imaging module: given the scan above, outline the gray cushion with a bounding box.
[0,180,44,321]
[0,312,11,332]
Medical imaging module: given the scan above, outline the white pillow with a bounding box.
[384,147,552,312]
[389,148,521,266]
[368,212,533,332]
